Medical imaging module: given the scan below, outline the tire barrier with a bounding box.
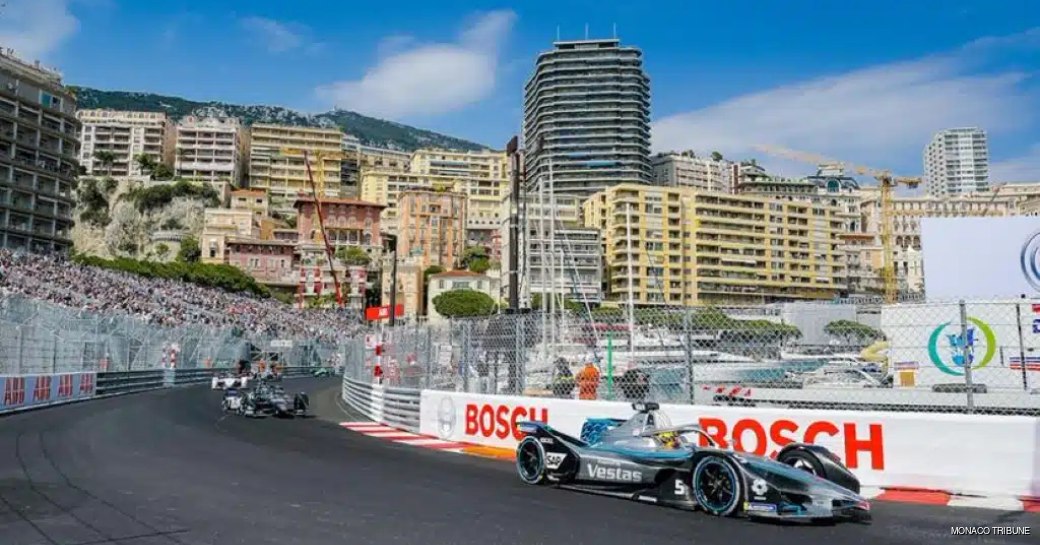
[342,377,421,433]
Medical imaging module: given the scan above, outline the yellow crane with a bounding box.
[753,145,921,303]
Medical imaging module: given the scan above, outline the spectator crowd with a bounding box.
[0,250,362,343]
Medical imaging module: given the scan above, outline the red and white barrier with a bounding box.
[419,390,1040,500]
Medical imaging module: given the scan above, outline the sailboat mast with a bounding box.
[624,202,636,351]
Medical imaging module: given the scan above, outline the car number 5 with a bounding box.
[674,479,689,496]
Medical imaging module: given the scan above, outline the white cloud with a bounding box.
[240,16,307,53]
[991,144,1040,183]
[0,0,79,61]
[652,28,1039,177]
[315,9,517,119]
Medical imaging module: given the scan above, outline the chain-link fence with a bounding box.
[0,294,343,374]
[346,300,1040,416]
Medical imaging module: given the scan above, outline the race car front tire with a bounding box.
[516,436,548,485]
[692,455,743,517]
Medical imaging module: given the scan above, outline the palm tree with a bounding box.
[93,150,117,177]
[135,154,158,176]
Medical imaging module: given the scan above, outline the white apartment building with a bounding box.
[651,152,734,193]
[77,109,174,177]
[499,193,603,306]
[409,148,507,180]
[923,127,990,197]
[174,116,244,185]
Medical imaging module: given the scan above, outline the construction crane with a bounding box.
[277,148,347,308]
[753,145,921,304]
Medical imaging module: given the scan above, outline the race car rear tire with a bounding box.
[516,436,548,485]
[692,455,743,517]
[778,449,825,477]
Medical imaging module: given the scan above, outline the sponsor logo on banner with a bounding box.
[3,377,25,407]
[436,396,456,439]
[696,417,885,470]
[464,402,549,440]
[927,317,996,376]
[80,374,95,395]
[33,376,52,402]
[1019,230,1040,292]
[57,375,73,398]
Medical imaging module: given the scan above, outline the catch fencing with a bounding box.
[0,294,347,374]
[345,299,1040,416]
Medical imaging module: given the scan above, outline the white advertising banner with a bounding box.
[419,390,1040,498]
[881,299,1040,389]
[921,216,1040,301]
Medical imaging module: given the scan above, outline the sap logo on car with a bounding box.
[545,452,567,470]
[538,437,554,445]
[586,462,642,482]
[747,503,776,513]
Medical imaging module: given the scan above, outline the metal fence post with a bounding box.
[16,325,24,375]
[958,299,974,413]
[461,320,470,393]
[684,308,695,405]
[1015,299,1029,391]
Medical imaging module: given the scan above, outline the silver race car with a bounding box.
[515,402,871,523]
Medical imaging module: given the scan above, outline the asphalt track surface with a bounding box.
[1,378,1036,545]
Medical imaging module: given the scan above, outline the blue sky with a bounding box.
[2,0,1039,181]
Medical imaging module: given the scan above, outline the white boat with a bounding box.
[799,366,885,388]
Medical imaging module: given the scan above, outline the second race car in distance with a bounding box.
[212,373,249,390]
[514,402,870,523]
[235,382,310,418]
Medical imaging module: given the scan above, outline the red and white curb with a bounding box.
[339,421,1038,513]
[340,421,467,453]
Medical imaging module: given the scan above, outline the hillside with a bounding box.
[70,87,489,152]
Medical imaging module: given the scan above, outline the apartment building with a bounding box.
[174,116,245,185]
[360,169,508,243]
[499,193,602,306]
[395,189,467,270]
[409,148,510,249]
[859,193,1015,293]
[78,109,174,177]
[293,195,384,257]
[584,184,847,306]
[0,49,79,253]
[523,38,652,197]
[248,123,343,215]
[651,152,734,193]
[340,134,411,198]
[229,188,269,220]
[200,207,257,264]
[923,127,990,197]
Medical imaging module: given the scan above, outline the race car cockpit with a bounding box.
[594,403,713,452]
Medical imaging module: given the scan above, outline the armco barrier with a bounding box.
[418,390,1040,500]
[0,372,96,413]
[2,367,324,416]
[342,377,421,433]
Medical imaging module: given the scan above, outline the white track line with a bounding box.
[396,438,464,447]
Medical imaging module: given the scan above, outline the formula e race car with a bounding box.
[514,403,870,523]
[221,388,244,412]
[235,382,310,418]
[212,373,250,390]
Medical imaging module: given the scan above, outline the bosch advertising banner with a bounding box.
[419,390,1040,498]
[0,372,97,413]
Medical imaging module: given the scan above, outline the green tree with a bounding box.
[336,246,372,267]
[711,151,724,162]
[433,289,496,318]
[461,245,489,269]
[154,243,170,261]
[135,154,158,175]
[93,150,117,177]
[468,257,490,274]
[824,320,885,344]
[153,163,175,180]
[177,235,201,263]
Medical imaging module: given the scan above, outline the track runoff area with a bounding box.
[0,378,1034,544]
